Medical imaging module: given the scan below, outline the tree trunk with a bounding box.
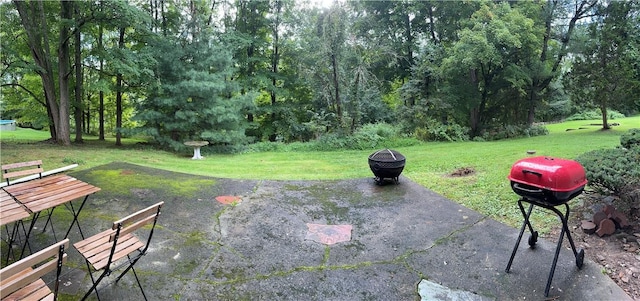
[74,2,83,143]
[57,0,72,146]
[470,108,479,137]
[85,94,91,134]
[331,53,341,124]
[269,0,281,142]
[402,8,413,72]
[115,27,125,146]
[13,0,60,141]
[527,85,536,125]
[98,25,105,140]
[600,105,610,130]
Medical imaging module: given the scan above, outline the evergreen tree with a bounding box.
[135,2,252,151]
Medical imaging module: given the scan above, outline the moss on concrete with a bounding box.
[84,168,215,198]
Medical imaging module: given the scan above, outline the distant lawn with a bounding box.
[1,115,638,230]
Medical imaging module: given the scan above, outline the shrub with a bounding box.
[62,157,85,165]
[565,109,626,121]
[480,124,548,141]
[576,147,640,194]
[355,122,400,139]
[246,141,285,153]
[524,125,550,137]
[620,128,640,149]
[414,119,470,142]
[243,123,421,153]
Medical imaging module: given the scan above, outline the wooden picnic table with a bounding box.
[4,174,100,215]
[1,189,31,265]
[0,190,30,226]
[2,174,101,259]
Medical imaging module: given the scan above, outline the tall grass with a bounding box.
[1,116,638,229]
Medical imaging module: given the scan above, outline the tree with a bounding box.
[12,1,68,144]
[565,0,640,129]
[350,0,418,92]
[135,0,252,150]
[297,4,349,131]
[91,1,155,144]
[523,0,598,125]
[438,2,540,136]
[0,3,50,130]
[227,0,270,140]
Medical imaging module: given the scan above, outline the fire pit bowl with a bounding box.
[368,149,405,185]
[508,156,587,205]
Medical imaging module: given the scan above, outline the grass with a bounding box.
[1,116,638,230]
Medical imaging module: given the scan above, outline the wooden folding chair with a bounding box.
[0,238,69,301]
[2,160,44,186]
[73,202,164,301]
[2,160,50,258]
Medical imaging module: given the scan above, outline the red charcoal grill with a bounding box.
[505,156,587,297]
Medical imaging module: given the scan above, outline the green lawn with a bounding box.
[1,116,638,229]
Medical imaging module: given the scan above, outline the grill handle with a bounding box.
[512,183,543,194]
[522,169,542,177]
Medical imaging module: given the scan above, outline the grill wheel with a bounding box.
[528,231,538,247]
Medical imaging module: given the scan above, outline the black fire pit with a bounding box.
[368,149,405,185]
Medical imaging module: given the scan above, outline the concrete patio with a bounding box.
[7,162,630,300]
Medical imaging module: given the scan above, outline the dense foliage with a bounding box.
[620,128,640,149]
[565,109,626,121]
[1,0,638,150]
[576,129,640,195]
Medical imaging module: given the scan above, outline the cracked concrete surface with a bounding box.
[7,162,631,300]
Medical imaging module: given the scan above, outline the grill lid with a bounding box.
[508,156,587,192]
[369,149,405,162]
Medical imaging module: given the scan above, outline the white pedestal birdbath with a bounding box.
[184,141,209,159]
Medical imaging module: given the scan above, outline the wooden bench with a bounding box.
[74,202,164,301]
[0,239,69,301]
[2,160,44,186]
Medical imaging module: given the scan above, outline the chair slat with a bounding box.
[1,160,43,170]
[110,214,157,241]
[0,239,68,301]
[2,160,43,184]
[112,202,164,230]
[1,278,51,300]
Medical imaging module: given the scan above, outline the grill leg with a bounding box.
[545,220,565,297]
[549,203,584,267]
[505,200,535,273]
[543,202,585,297]
[506,198,585,298]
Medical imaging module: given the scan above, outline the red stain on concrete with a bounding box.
[305,223,353,245]
[215,195,241,205]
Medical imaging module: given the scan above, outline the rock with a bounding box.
[596,219,616,237]
[603,195,617,204]
[581,220,597,234]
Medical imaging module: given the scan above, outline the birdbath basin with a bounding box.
[184,141,209,159]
